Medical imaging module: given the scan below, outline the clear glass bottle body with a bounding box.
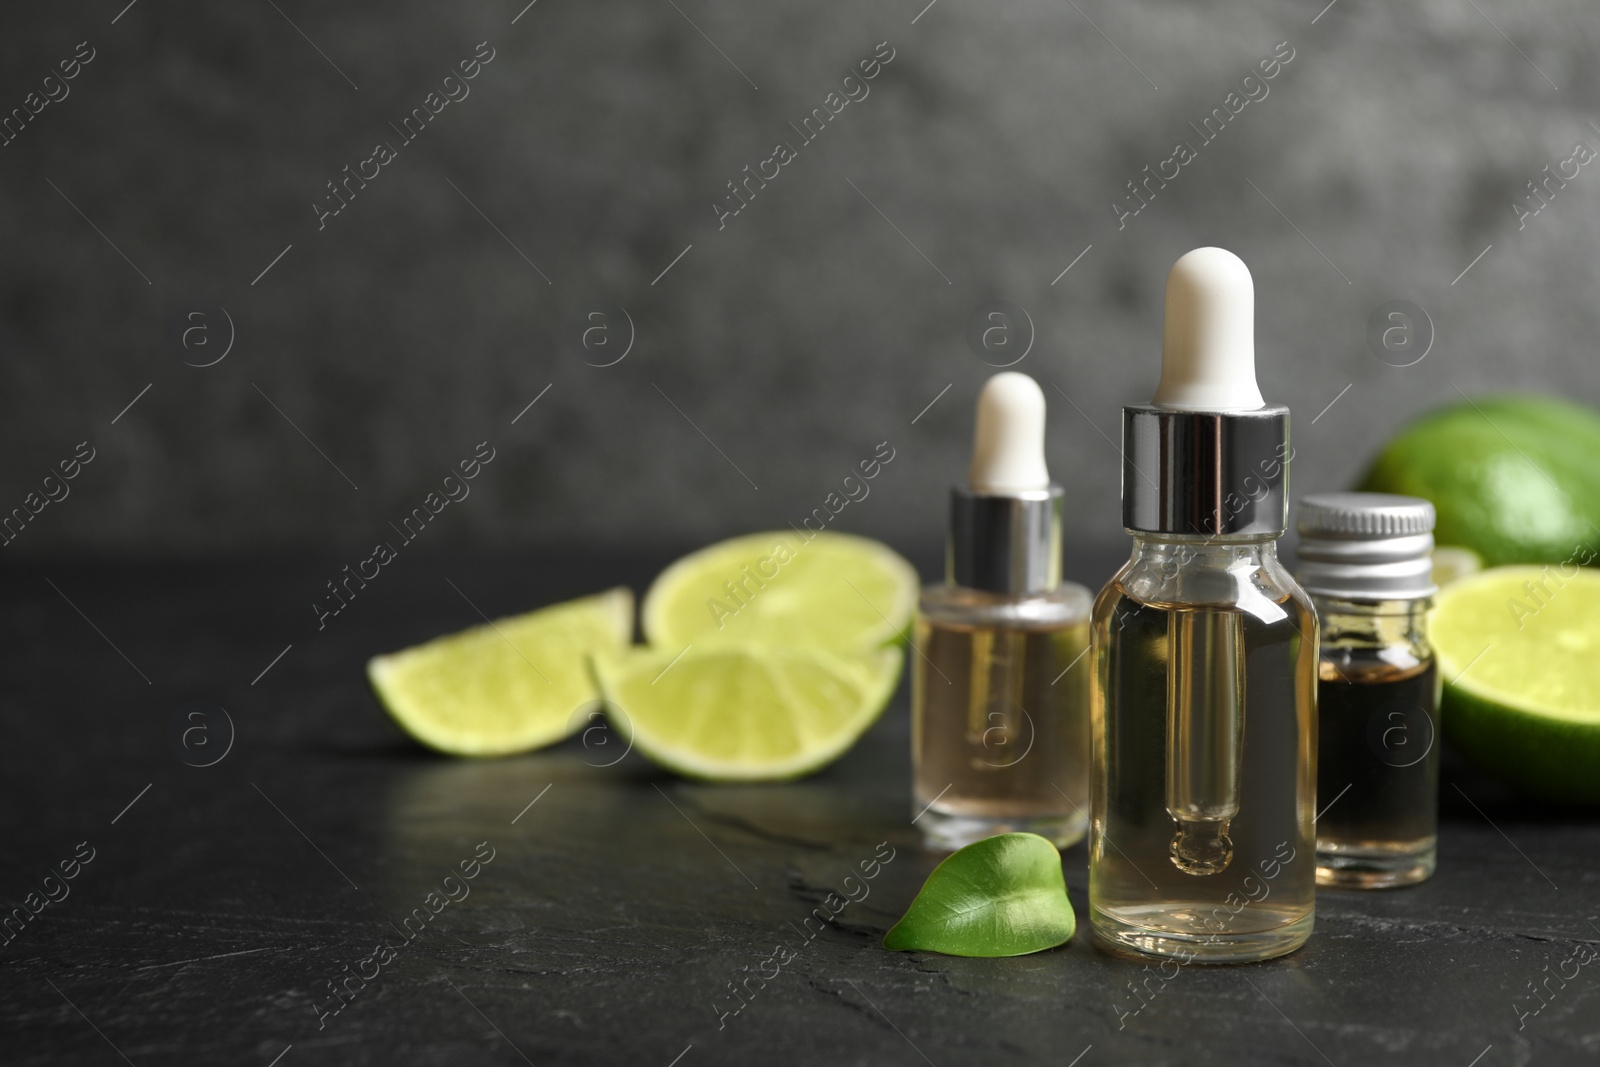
[1090,535,1318,963]
[1313,596,1439,889]
[912,581,1093,851]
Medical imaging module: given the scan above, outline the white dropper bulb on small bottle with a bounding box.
[1153,247,1266,412]
[969,372,1050,492]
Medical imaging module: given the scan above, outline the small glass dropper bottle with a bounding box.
[1296,492,1441,889]
[911,372,1093,851]
[1089,247,1318,963]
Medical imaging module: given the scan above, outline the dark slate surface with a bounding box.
[1,549,1597,1066]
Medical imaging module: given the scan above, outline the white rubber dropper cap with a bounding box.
[968,372,1050,492]
[1153,247,1266,412]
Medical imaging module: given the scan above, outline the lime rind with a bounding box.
[1359,395,1600,566]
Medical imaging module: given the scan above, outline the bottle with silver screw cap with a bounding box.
[1297,492,1441,889]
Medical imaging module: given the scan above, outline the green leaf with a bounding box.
[882,833,1076,957]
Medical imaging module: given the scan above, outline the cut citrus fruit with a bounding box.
[368,587,633,756]
[1433,565,1600,805]
[641,531,918,652]
[1430,545,1482,587]
[593,643,902,780]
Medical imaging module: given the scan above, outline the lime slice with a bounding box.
[1431,545,1483,587]
[594,643,902,780]
[368,587,633,756]
[1433,566,1600,804]
[642,531,918,651]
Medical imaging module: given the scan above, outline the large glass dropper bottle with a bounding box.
[1088,247,1319,964]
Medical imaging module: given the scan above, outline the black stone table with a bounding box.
[2,551,1597,1066]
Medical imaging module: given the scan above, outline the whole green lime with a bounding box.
[1359,395,1600,566]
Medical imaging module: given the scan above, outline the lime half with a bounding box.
[594,643,902,780]
[368,587,633,756]
[1433,565,1600,804]
[642,531,918,651]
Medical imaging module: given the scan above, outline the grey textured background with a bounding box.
[2,0,1596,563]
